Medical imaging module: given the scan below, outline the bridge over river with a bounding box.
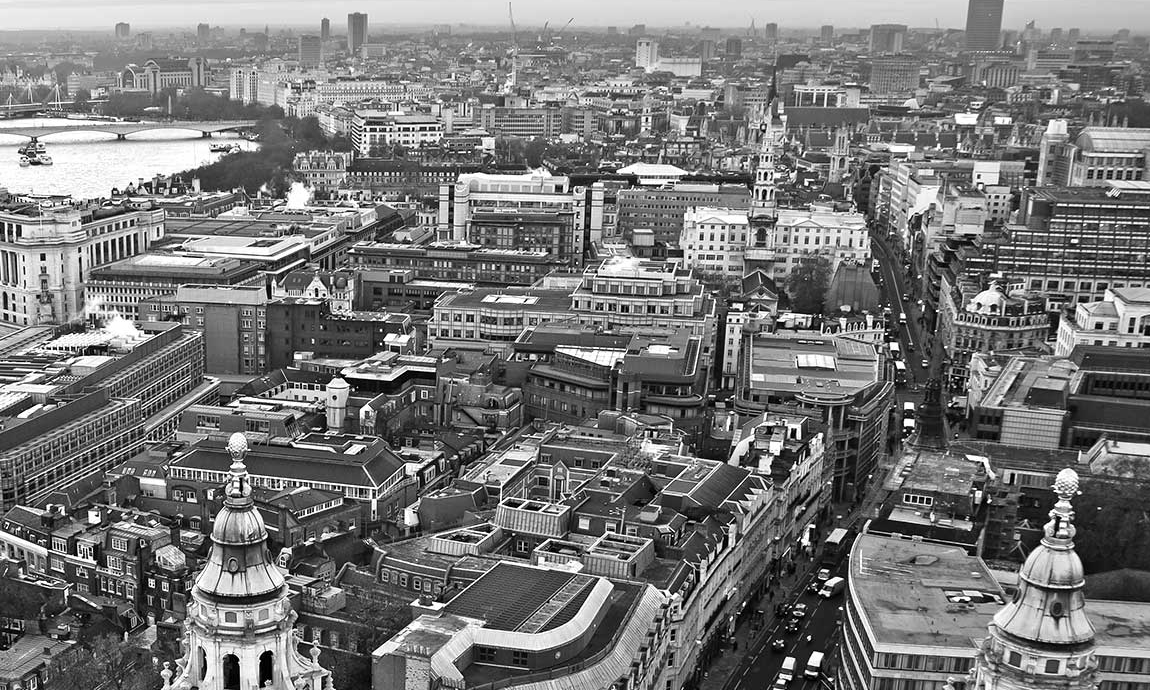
[0,120,258,142]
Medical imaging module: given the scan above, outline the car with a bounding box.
[816,568,831,582]
[771,638,787,652]
[921,358,930,368]
[784,620,800,634]
[791,603,809,618]
[807,581,821,594]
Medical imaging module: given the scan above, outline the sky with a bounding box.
[0,0,1144,32]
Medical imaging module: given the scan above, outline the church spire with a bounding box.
[971,468,1097,690]
[750,79,779,222]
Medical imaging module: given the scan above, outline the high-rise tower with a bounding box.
[347,12,368,55]
[320,17,331,42]
[965,0,1005,52]
[970,468,1098,690]
[165,433,333,690]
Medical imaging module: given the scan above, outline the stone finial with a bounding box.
[160,661,173,689]
[227,432,249,464]
[1046,467,1081,542]
[310,644,322,669]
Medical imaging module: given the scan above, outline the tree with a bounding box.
[787,256,833,314]
[0,582,52,619]
[50,633,155,690]
[329,599,410,689]
[1070,476,1150,574]
[72,88,91,112]
[524,137,547,167]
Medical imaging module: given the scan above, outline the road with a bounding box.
[870,233,931,384]
[725,557,848,690]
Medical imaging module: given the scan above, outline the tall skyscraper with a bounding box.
[347,12,368,55]
[869,23,907,53]
[114,22,130,39]
[197,22,210,45]
[298,35,323,69]
[820,24,834,44]
[320,17,331,41]
[764,22,779,43]
[635,38,659,72]
[965,0,1005,52]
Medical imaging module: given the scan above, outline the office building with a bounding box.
[347,12,368,55]
[350,111,444,155]
[115,22,130,39]
[734,333,893,501]
[726,37,743,58]
[869,23,907,54]
[635,38,659,72]
[995,183,1150,307]
[1056,288,1150,355]
[744,203,870,282]
[681,207,749,279]
[120,57,208,96]
[476,105,563,139]
[298,34,322,69]
[0,196,165,325]
[764,23,778,42]
[820,24,834,44]
[965,0,1004,51]
[228,66,259,105]
[265,298,417,369]
[347,242,568,286]
[616,183,749,246]
[166,434,334,690]
[866,54,921,93]
[320,17,330,41]
[196,22,210,45]
[1037,121,1150,187]
[140,284,269,376]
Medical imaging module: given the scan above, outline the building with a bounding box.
[734,333,894,502]
[1037,122,1150,187]
[994,183,1150,308]
[0,197,165,325]
[120,58,208,96]
[115,22,130,39]
[320,18,330,41]
[87,254,262,321]
[229,66,259,105]
[437,171,603,258]
[140,284,269,376]
[869,24,907,54]
[616,183,750,247]
[635,38,659,72]
[297,35,323,69]
[967,346,1150,450]
[347,12,368,55]
[167,434,333,690]
[681,207,749,280]
[820,25,834,44]
[196,23,210,45]
[965,0,1004,51]
[764,23,778,42]
[1056,287,1150,355]
[744,203,871,282]
[937,281,1050,391]
[264,298,417,370]
[866,55,920,94]
[476,105,563,139]
[346,242,568,286]
[290,151,353,193]
[350,112,445,156]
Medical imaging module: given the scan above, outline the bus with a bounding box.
[888,341,902,360]
[823,527,851,565]
[894,360,908,385]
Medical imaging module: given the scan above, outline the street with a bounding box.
[723,557,848,690]
[869,232,932,385]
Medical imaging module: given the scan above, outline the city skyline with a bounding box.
[0,0,1144,32]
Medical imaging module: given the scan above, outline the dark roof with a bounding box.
[443,562,597,633]
[170,438,404,488]
[786,107,870,128]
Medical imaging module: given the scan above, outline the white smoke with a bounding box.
[104,313,140,338]
[285,181,312,210]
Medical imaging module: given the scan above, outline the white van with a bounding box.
[805,651,825,679]
[780,655,797,684]
[819,576,845,598]
[902,417,916,437]
[902,401,916,417]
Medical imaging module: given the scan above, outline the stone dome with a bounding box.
[967,286,1008,314]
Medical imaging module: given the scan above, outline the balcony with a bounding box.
[744,247,778,262]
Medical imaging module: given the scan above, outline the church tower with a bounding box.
[829,125,850,184]
[164,433,334,690]
[969,468,1098,690]
[745,79,781,276]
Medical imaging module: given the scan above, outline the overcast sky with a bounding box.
[0,0,1144,32]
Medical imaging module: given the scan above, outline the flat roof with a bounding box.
[747,334,879,396]
[443,561,597,633]
[851,534,1004,650]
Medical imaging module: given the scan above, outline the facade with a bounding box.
[744,204,870,282]
[635,38,659,71]
[347,12,368,55]
[965,0,1005,51]
[869,24,907,54]
[867,55,921,94]
[140,284,269,376]
[994,182,1150,308]
[476,105,563,139]
[937,281,1050,392]
[87,254,261,321]
[168,433,333,690]
[0,198,165,325]
[264,298,417,370]
[351,112,445,156]
[1056,287,1150,355]
[616,183,750,247]
[734,332,894,502]
[120,58,208,95]
[680,207,748,279]
[229,66,259,105]
[297,35,323,68]
[347,241,568,286]
[291,151,353,192]
[1037,122,1150,187]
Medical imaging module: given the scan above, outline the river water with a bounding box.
[0,117,258,199]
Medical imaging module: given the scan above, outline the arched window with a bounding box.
[258,651,274,687]
[198,647,207,681]
[222,653,240,690]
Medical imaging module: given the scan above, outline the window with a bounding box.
[1045,659,1060,674]
[111,536,128,552]
[50,557,64,572]
[511,650,529,666]
[476,647,497,663]
[903,493,934,507]
[1007,651,1022,667]
[107,556,123,575]
[577,516,591,530]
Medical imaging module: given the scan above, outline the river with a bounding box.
[0,117,258,199]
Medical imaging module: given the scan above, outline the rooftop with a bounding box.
[443,561,598,633]
[850,533,1004,650]
[746,334,880,397]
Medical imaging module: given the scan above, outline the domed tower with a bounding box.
[970,468,1098,690]
[165,433,333,690]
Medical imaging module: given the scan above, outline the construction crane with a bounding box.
[507,2,519,51]
[554,18,574,41]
